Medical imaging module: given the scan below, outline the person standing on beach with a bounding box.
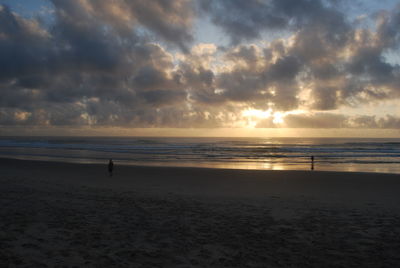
[311,155,314,170]
[108,159,114,177]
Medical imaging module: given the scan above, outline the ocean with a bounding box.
[1,136,400,174]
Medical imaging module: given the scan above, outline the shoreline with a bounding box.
[1,155,400,175]
[2,157,400,205]
[2,156,400,179]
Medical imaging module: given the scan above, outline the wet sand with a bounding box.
[1,158,400,267]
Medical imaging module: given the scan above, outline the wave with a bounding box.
[2,137,400,173]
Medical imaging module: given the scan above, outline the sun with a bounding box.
[272,112,284,124]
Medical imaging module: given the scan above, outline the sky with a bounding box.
[0,0,400,137]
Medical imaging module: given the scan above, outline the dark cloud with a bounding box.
[311,86,341,110]
[375,5,400,49]
[347,46,395,83]
[207,48,302,111]
[266,56,302,81]
[50,0,194,50]
[216,69,266,103]
[283,113,348,128]
[349,115,400,129]
[138,89,186,106]
[0,1,194,127]
[0,5,50,79]
[200,0,350,45]
[225,45,259,65]
[199,0,287,44]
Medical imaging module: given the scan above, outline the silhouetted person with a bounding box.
[311,155,314,170]
[108,159,114,177]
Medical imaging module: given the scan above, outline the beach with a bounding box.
[1,158,400,267]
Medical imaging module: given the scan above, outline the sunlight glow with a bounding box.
[242,109,272,119]
[242,109,310,128]
[242,109,273,128]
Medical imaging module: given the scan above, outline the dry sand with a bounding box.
[1,158,400,267]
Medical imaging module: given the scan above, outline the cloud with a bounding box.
[1,1,400,129]
[255,113,400,129]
